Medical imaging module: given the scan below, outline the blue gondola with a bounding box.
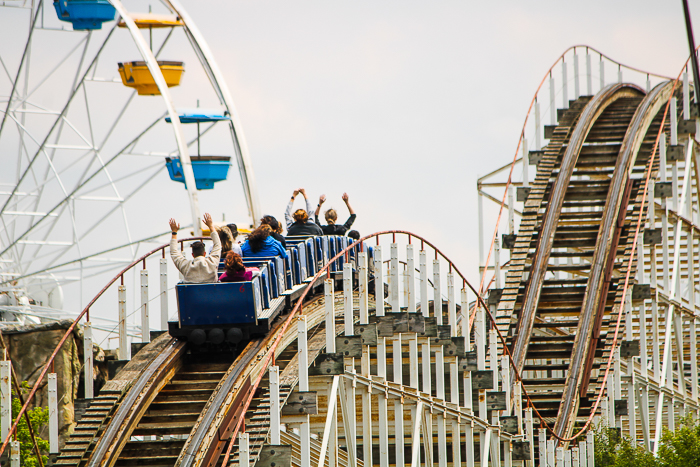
[53,0,116,30]
[164,110,232,190]
[165,156,231,190]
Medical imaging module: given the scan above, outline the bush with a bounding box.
[594,416,700,467]
[11,381,49,467]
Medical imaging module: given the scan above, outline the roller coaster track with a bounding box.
[7,48,700,467]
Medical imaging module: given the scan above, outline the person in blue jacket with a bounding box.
[241,225,288,259]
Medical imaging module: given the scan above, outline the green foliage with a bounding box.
[657,415,700,467]
[11,381,49,467]
[594,416,700,467]
[594,425,657,467]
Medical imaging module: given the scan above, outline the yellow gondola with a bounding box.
[117,61,184,96]
[117,13,183,28]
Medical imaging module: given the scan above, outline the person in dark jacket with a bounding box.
[260,215,286,248]
[315,192,356,235]
[287,209,323,237]
[241,225,288,258]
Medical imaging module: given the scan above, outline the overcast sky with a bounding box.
[174,0,700,285]
[3,0,700,322]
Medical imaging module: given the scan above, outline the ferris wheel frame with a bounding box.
[0,0,260,302]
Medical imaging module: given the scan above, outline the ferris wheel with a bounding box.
[0,0,260,316]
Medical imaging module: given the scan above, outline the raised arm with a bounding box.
[342,192,355,215]
[314,194,326,225]
[300,188,314,217]
[284,189,300,229]
[169,218,187,270]
[203,213,221,263]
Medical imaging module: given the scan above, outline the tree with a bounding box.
[11,381,49,467]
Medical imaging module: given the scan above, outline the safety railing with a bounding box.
[0,235,207,457]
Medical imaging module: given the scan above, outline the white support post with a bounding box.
[118,284,128,360]
[572,447,580,467]
[495,238,502,289]
[434,259,445,402]
[579,440,587,467]
[140,268,150,343]
[574,50,580,99]
[160,258,168,330]
[535,102,541,152]
[599,56,605,90]
[359,253,369,323]
[84,321,93,399]
[587,431,595,467]
[684,71,690,119]
[508,184,515,235]
[478,190,485,277]
[562,60,568,108]
[437,414,447,467]
[539,429,547,467]
[344,264,353,336]
[374,246,384,317]
[420,250,432,395]
[647,74,651,93]
[617,65,622,83]
[406,245,416,313]
[10,440,19,467]
[48,373,58,454]
[358,252,371,467]
[451,418,461,467]
[393,334,404,467]
[390,243,400,312]
[374,246,389,467]
[522,137,530,188]
[526,407,535,464]
[298,316,311,467]
[586,50,592,95]
[0,361,10,445]
[270,366,280,445]
[324,278,338,467]
[411,402,423,467]
[239,433,249,467]
[548,440,556,467]
[550,74,556,126]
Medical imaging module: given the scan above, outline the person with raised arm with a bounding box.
[284,188,314,230]
[169,213,221,283]
[314,192,356,236]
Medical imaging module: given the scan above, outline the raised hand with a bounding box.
[342,192,349,202]
[300,188,307,198]
[319,194,326,204]
[169,218,180,233]
[202,213,214,230]
[292,189,300,197]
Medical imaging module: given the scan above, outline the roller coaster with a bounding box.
[3,4,700,467]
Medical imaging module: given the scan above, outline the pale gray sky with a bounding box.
[2,0,700,319]
[178,0,700,283]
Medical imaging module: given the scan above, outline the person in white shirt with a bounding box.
[169,213,221,283]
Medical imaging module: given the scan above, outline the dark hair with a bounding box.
[247,225,272,253]
[226,223,238,240]
[261,215,282,234]
[217,226,232,254]
[293,209,308,223]
[191,240,206,257]
[224,251,245,273]
[347,230,360,241]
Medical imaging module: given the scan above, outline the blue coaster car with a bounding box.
[53,0,116,30]
[170,278,262,344]
[165,156,231,190]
